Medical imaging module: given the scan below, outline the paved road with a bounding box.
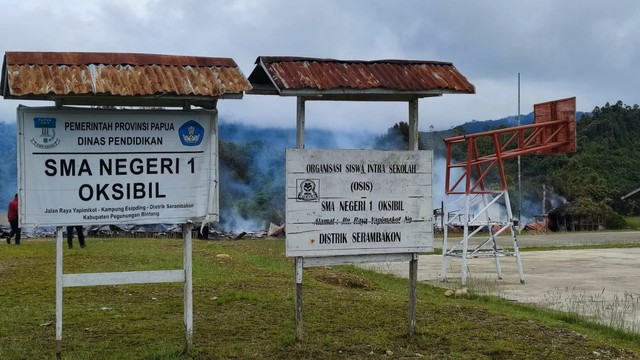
[364,231,640,332]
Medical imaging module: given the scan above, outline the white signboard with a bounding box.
[285,149,433,257]
[17,107,218,227]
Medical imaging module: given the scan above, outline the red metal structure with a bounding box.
[441,97,576,284]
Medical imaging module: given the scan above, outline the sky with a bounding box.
[0,0,638,134]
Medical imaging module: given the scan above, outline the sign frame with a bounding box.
[285,148,434,258]
[17,106,219,227]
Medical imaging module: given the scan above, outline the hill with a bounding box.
[443,111,585,136]
[451,112,535,134]
[0,101,635,231]
[501,101,638,227]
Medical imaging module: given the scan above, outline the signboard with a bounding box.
[285,149,433,257]
[534,96,576,155]
[17,107,218,227]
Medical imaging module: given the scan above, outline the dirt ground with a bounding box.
[363,231,640,332]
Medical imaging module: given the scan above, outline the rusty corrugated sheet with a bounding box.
[2,51,251,99]
[534,96,577,155]
[248,56,475,95]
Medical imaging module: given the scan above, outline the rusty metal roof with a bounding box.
[248,56,475,100]
[1,52,252,108]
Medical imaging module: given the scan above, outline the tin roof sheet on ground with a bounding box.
[248,56,475,100]
[1,52,252,108]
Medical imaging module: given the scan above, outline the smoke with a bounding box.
[517,183,568,225]
[434,155,521,227]
[547,191,568,210]
[217,122,556,233]
[305,127,376,150]
[219,208,264,233]
[216,121,377,233]
[432,157,449,208]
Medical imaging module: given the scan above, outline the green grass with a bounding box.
[1,237,640,359]
[624,216,640,230]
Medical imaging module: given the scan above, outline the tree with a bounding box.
[372,122,427,150]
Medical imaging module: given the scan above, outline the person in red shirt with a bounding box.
[6,194,20,245]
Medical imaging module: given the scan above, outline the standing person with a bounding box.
[66,225,86,249]
[6,194,20,245]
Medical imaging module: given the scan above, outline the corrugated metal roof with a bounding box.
[248,56,475,99]
[1,52,252,107]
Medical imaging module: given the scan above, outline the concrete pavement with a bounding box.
[363,231,640,332]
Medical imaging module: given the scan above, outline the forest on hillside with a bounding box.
[0,100,638,231]
[514,101,640,227]
[218,100,640,231]
[435,100,640,229]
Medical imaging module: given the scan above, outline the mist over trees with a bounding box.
[350,101,640,229]
[549,101,640,223]
[482,101,639,228]
[0,121,17,206]
[0,100,638,231]
[216,123,375,231]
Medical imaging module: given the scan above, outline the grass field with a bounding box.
[624,216,640,230]
[1,236,640,359]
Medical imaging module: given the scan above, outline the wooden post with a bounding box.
[55,226,63,359]
[295,257,303,341]
[409,98,419,150]
[408,253,418,336]
[183,222,194,351]
[296,98,305,149]
[295,97,306,341]
[407,98,420,336]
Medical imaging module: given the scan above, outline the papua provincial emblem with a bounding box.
[178,120,204,146]
[30,117,60,149]
[297,179,319,202]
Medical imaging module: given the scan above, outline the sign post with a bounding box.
[286,148,433,339]
[18,106,218,355]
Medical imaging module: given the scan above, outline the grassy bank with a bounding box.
[1,237,639,359]
[624,216,640,230]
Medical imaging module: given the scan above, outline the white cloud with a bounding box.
[1,0,639,131]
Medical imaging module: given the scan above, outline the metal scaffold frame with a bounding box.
[440,97,577,285]
[441,190,524,285]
